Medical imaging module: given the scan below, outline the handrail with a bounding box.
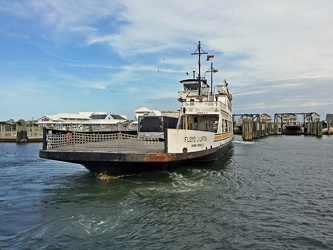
[45,131,163,150]
[182,101,228,114]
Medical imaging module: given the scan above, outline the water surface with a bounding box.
[1,135,332,249]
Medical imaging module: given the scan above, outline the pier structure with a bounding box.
[0,122,43,142]
[0,122,137,143]
[273,112,321,136]
[233,114,275,141]
[234,112,324,141]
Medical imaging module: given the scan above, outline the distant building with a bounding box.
[326,113,333,122]
[282,113,300,125]
[148,110,162,116]
[134,107,179,119]
[134,107,152,120]
[260,113,272,123]
[36,112,129,131]
[305,112,320,122]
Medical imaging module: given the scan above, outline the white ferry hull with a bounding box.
[39,132,233,178]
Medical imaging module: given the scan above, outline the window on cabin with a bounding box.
[184,83,199,91]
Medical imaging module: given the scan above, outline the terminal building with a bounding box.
[36,112,132,131]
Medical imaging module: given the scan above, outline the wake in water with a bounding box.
[233,140,254,145]
[167,172,204,192]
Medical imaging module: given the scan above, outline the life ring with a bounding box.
[66,132,72,142]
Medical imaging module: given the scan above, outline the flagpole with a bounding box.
[210,61,213,95]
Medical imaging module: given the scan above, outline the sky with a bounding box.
[0,0,332,121]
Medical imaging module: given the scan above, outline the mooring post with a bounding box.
[311,122,317,135]
[257,121,260,137]
[242,119,253,141]
[264,122,267,136]
[253,121,258,139]
[274,123,278,135]
[255,121,259,138]
[16,130,28,143]
[317,121,322,137]
[328,121,331,135]
[265,122,269,136]
[261,121,265,137]
[306,122,311,135]
[269,122,274,135]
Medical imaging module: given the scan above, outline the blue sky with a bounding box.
[0,0,332,121]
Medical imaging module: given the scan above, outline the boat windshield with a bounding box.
[183,83,199,91]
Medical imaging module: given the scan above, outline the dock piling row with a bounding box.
[234,113,329,141]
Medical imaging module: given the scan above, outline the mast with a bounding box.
[205,60,218,96]
[191,41,207,97]
[208,62,218,95]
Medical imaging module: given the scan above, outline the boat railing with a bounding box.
[178,87,210,98]
[182,101,228,114]
[44,130,163,151]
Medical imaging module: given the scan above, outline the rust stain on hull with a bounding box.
[143,153,178,162]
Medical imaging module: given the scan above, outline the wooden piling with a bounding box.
[261,122,266,137]
[306,122,311,135]
[242,119,253,141]
[253,121,259,139]
[317,121,322,137]
[268,122,274,135]
[312,122,317,135]
[274,123,279,135]
[16,130,28,143]
[265,122,268,136]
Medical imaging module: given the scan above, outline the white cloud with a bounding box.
[1,0,333,120]
[8,1,332,82]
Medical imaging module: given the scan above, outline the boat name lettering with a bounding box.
[184,136,196,142]
[184,136,207,143]
[197,136,207,142]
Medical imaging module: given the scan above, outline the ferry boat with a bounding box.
[39,41,233,179]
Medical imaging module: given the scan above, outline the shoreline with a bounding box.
[0,138,42,143]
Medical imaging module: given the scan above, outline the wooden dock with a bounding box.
[0,125,43,143]
[233,112,329,141]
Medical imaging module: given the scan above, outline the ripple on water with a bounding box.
[1,137,333,249]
